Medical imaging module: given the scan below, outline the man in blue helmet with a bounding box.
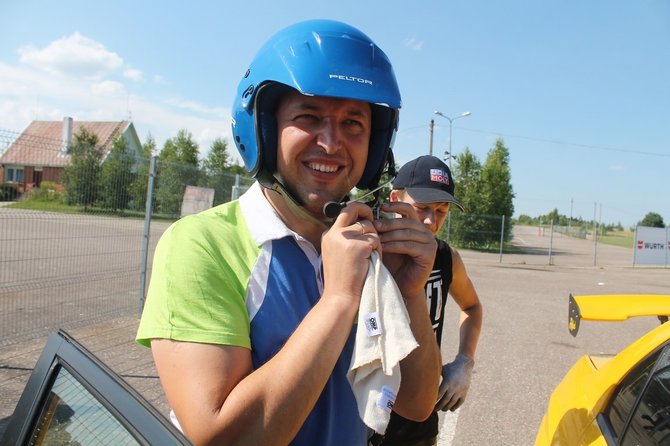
[137,20,441,446]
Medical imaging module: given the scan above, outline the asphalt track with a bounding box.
[437,225,668,445]
[1,222,668,444]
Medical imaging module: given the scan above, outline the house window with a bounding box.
[5,167,24,183]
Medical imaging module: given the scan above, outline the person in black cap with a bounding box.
[374,155,483,446]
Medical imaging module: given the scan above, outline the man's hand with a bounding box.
[374,201,436,297]
[321,202,380,306]
[436,354,474,412]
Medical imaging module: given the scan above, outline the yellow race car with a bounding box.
[535,294,670,446]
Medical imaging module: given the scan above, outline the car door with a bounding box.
[0,330,191,445]
[599,342,670,445]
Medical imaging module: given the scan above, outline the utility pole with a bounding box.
[428,119,434,156]
[568,198,573,236]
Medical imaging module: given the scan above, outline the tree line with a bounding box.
[40,125,667,249]
[439,138,515,249]
[51,127,519,250]
[517,207,667,231]
[59,127,250,217]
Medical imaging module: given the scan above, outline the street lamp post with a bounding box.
[434,111,471,170]
[433,110,471,243]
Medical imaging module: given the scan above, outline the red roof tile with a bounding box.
[0,120,129,167]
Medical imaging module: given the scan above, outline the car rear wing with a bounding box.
[568,294,670,337]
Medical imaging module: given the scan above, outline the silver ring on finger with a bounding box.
[356,221,365,234]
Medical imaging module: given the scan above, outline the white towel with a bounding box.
[347,251,419,434]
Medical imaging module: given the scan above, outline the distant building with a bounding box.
[0,117,142,194]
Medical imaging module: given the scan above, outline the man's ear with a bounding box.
[389,189,400,203]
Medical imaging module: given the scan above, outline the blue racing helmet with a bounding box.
[232,19,401,191]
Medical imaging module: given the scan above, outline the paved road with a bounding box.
[0,208,170,344]
[1,224,667,445]
[437,226,667,445]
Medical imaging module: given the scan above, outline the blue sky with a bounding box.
[1,1,668,227]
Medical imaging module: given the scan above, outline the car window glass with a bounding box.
[29,367,140,446]
[622,365,670,445]
[605,349,662,439]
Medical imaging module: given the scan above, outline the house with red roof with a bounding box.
[0,117,142,194]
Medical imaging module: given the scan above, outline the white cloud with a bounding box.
[609,164,625,172]
[127,98,232,159]
[1,35,236,162]
[403,37,424,51]
[91,80,126,96]
[18,32,123,79]
[165,98,227,117]
[0,63,36,98]
[123,67,143,81]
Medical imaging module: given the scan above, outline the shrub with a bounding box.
[26,181,63,202]
[0,183,19,201]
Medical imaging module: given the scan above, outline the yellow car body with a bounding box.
[535,294,670,446]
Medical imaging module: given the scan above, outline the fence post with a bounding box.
[548,219,554,265]
[139,155,157,314]
[231,174,241,200]
[592,202,598,266]
[632,225,638,266]
[499,215,505,263]
[446,209,452,243]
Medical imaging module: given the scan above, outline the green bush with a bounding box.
[0,183,19,201]
[26,182,63,202]
[40,181,58,191]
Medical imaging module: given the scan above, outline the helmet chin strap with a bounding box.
[322,178,393,220]
[257,172,334,229]
[257,170,395,228]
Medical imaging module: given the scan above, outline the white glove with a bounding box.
[435,354,474,412]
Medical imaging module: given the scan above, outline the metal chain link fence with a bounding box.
[0,128,253,346]
[1,127,639,346]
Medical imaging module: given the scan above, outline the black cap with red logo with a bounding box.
[392,155,464,211]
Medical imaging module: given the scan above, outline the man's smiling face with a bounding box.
[275,90,371,217]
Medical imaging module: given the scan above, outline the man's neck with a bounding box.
[263,187,328,251]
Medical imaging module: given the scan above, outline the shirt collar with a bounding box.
[240,182,323,282]
[240,182,314,248]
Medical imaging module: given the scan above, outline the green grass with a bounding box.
[598,230,634,249]
[5,201,638,250]
[6,200,83,213]
[515,222,636,250]
[5,200,177,222]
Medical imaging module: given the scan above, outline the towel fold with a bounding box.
[347,251,419,434]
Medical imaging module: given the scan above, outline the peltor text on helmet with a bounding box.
[328,74,373,86]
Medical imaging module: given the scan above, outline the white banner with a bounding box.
[180,185,215,217]
[634,226,669,266]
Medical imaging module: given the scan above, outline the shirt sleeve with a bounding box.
[136,204,258,349]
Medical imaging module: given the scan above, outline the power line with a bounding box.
[412,121,668,158]
[456,126,670,158]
